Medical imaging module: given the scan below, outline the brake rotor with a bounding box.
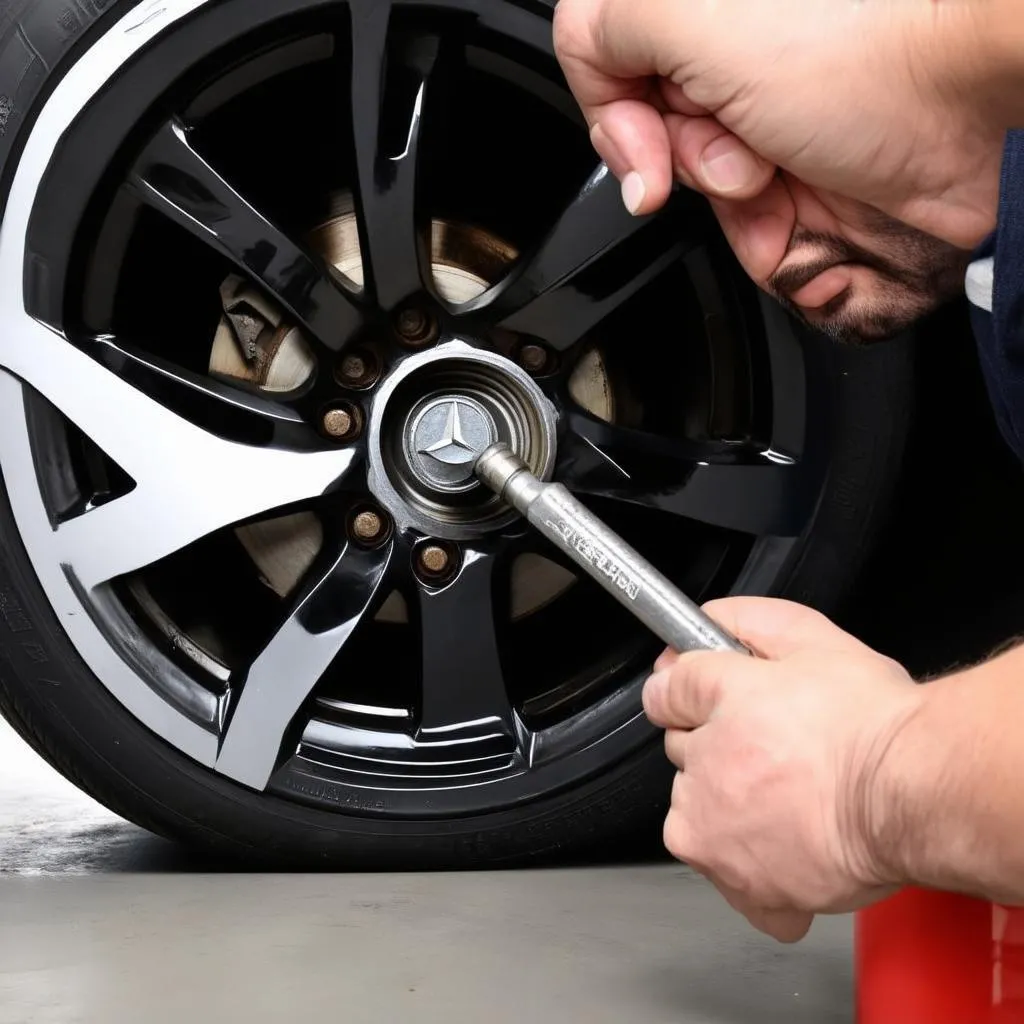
[209,192,615,622]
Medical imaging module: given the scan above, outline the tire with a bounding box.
[0,0,914,868]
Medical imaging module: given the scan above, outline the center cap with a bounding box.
[406,395,499,490]
[366,341,558,539]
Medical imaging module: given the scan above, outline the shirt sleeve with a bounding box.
[968,129,1024,465]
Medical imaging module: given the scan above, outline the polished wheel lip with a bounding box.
[0,0,222,765]
[0,0,824,820]
[366,340,559,539]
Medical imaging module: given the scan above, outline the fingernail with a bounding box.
[699,141,760,195]
[621,171,646,215]
[642,669,670,712]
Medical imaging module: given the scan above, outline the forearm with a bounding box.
[872,641,1024,903]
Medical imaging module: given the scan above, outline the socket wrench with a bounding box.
[474,443,750,656]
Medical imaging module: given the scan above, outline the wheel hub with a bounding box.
[367,342,558,539]
[212,196,609,614]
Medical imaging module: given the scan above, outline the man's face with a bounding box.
[711,177,971,343]
[766,217,970,343]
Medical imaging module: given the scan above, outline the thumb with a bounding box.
[700,596,875,661]
[590,100,674,215]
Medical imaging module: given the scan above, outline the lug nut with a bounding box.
[323,407,352,437]
[395,307,435,345]
[518,343,550,375]
[419,545,449,574]
[340,354,367,380]
[335,349,380,389]
[350,507,390,546]
[416,542,458,582]
[322,404,360,441]
[397,308,427,337]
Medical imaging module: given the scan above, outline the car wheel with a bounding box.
[0,0,913,867]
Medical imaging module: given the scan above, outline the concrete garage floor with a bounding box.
[0,718,854,1024]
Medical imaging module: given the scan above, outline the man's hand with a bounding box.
[552,0,1005,249]
[643,597,924,943]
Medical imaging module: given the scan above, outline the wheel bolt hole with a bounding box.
[415,541,460,584]
[395,307,438,347]
[321,402,362,443]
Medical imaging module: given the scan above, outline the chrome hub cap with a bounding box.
[406,395,498,491]
[367,342,558,539]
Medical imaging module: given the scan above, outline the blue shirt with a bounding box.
[968,129,1024,464]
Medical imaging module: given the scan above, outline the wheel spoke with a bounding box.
[0,319,354,590]
[216,538,394,790]
[559,412,814,536]
[129,119,363,352]
[468,168,702,350]
[417,550,516,740]
[348,2,443,311]
[86,335,312,449]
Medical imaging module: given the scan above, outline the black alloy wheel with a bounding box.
[0,0,914,866]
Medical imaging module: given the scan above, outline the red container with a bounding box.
[856,888,1024,1022]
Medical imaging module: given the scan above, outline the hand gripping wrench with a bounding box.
[473,443,751,657]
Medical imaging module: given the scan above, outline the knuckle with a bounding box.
[664,667,693,720]
[667,652,728,718]
[551,0,591,59]
[664,729,687,768]
[670,770,687,806]
[551,4,570,46]
[666,652,706,699]
[662,813,688,861]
